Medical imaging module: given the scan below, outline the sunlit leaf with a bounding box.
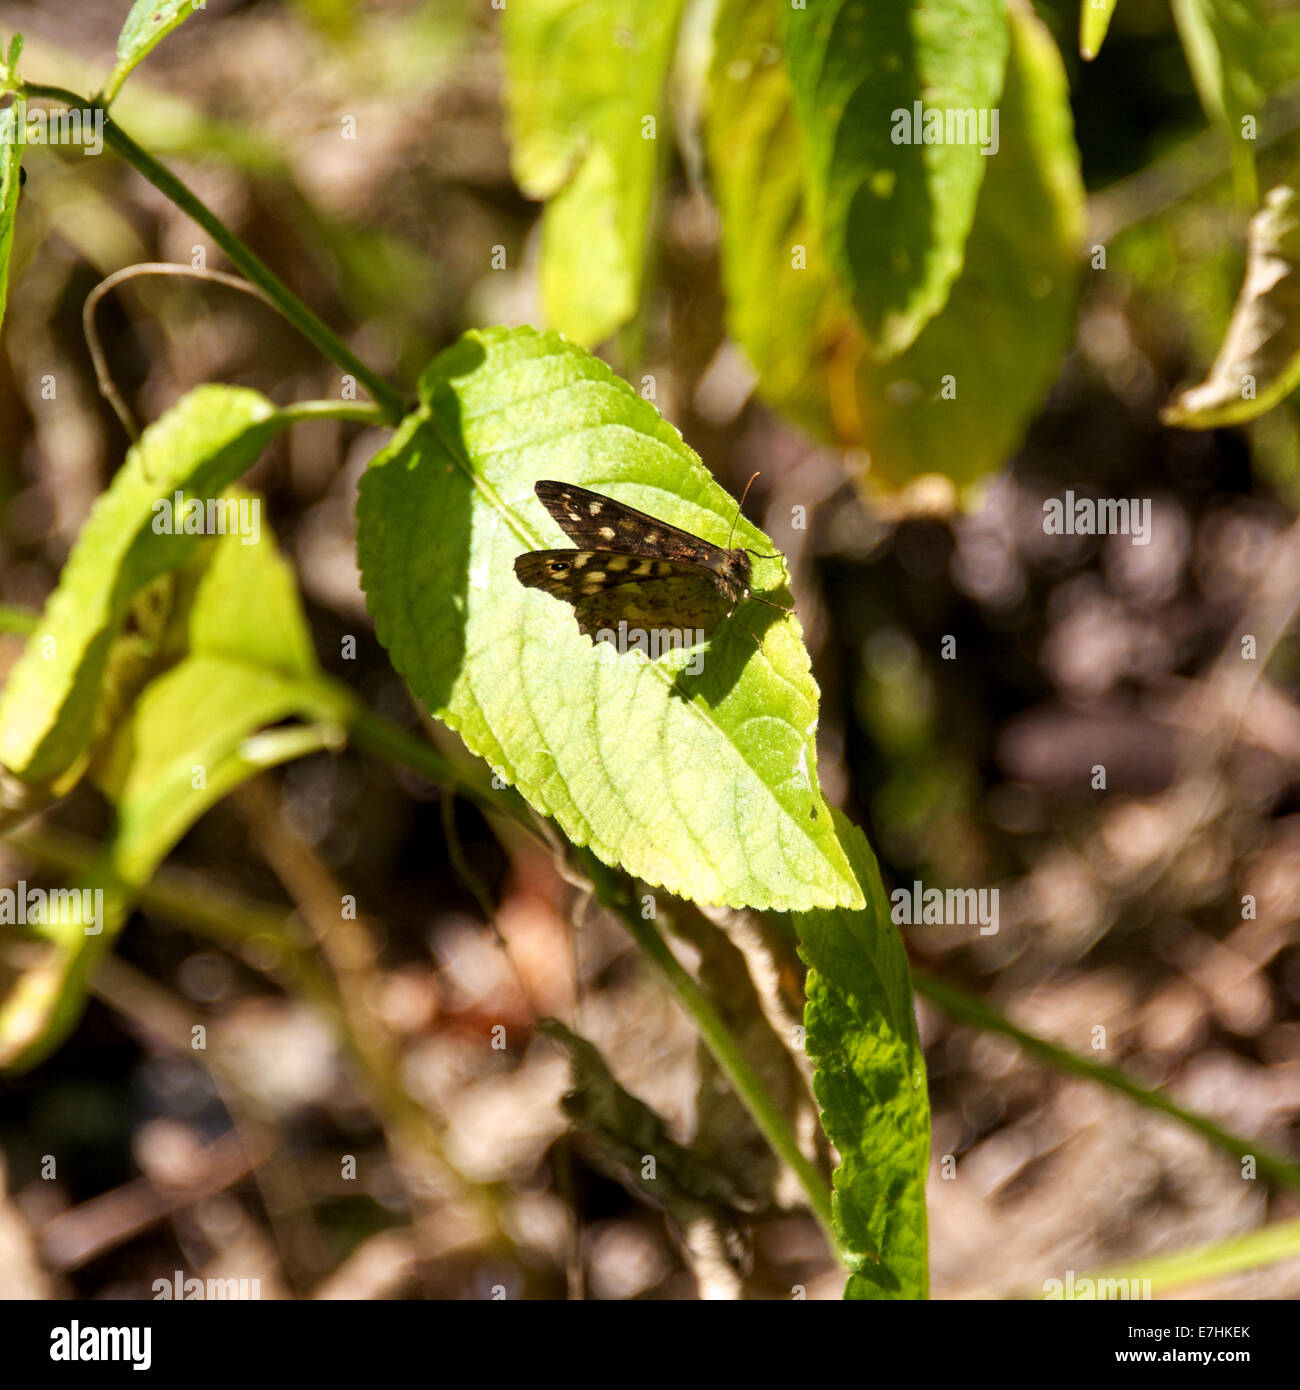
[0,387,286,785]
[0,514,344,1072]
[357,325,861,911]
[104,0,205,103]
[1171,0,1265,205]
[503,0,686,346]
[709,0,1083,491]
[781,0,1009,359]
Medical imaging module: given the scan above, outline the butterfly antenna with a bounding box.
[726,471,762,550]
[727,470,784,560]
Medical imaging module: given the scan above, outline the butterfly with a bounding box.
[513,476,786,649]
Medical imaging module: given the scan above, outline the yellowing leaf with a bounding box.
[1162,185,1300,428]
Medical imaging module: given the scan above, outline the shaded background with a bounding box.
[0,0,1298,1298]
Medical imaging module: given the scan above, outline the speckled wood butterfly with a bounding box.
[514,477,785,647]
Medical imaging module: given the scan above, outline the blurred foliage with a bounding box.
[0,0,1297,1303]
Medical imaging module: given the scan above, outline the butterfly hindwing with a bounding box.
[514,549,687,599]
[572,575,732,639]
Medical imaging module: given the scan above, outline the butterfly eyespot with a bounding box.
[549,561,569,573]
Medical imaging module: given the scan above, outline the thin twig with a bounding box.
[82,261,273,442]
[20,83,409,423]
[89,955,330,1287]
[915,972,1300,1192]
[439,788,543,1019]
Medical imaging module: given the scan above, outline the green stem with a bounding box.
[915,972,1300,1193]
[576,847,841,1262]
[10,823,306,959]
[342,694,540,838]
[1057,1217,1300,1298]
[276,400,392,427]
[0,602,38,634]
[14,668,837,1260]
[298,699,841,1257]
[19,83,410,424]
[1168,0,1258,208]
[341,698,468,788]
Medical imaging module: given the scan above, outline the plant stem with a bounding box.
[277,400,392,427]
[915,971,1300,1193]
[13,645,836,1261]
[342,694,540,837]
[19,83,410,424]
[575,847,842,1262]
[338,699,842,1258]
[0,602,38,634]
[1053,1216,1300,1299]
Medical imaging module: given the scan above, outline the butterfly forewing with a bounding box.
[534,480,742,577]
[515,480,761,650]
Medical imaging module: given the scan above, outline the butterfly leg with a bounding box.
[746,593,793,614]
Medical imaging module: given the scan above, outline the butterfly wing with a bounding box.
[514,548,683,599]
[534,480,730,568]
[515,548,734,644]
[572,574,732,640]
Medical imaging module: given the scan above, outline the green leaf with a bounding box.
[91,509,344,883]
[1171,0,1264,206]
[539,1017,755,1222]
[781,0,1009,360]
[185,495,320,680]
[503,0,685,346]
[794,811,930,1300]
[1162,185,1300,428]
[0,386,286,785]
[851,3,1084,491]
[0,515,345,1072]
[104,0,204,104]
[0,105,24,339]
[357,325,861,912]
[1079,0,1119,61]
[707,1,849,448]
[709,0,1082,492]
